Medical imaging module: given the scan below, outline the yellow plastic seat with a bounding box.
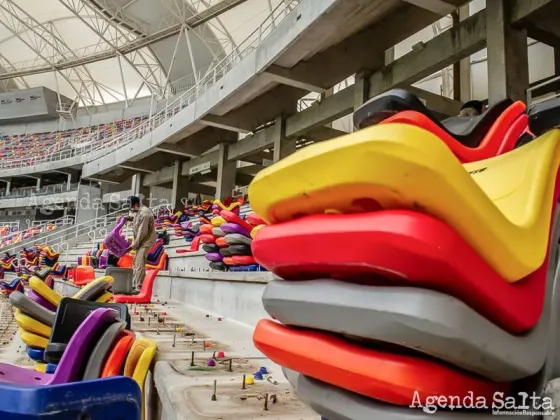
[211,216,225,227]
[249,124,560,282]
[30,276,114,307]
[19,328,48,349]
[29,277,60,307]
[124,338,157,420]
[95,292,113,303]
[34,362,47,373]
[15,310,51,338]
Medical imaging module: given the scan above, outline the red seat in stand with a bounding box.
[253,319,508,406]
[114,269,159,304]
[353,89,528,163]
[252,209,555,334]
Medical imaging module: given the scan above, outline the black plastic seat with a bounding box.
[353,89,513,147]
[527,97,560,137]
[45,298,131,363]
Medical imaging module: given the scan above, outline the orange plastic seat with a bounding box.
[199,224,213,235]
[72,266,95,286]
[215,237,228,248]
[253,319,508,406]
[102,330,136,377]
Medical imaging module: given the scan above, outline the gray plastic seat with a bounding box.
[224,233,252,245]
[83,321,126,380]
[263,210,560,382]
[9,291,55,326]
[77,281,110,301]
[212,227,225,237]
[283,368,534,420]
[105,267,133,294]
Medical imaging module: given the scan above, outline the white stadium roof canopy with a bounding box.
[0,0,284,107]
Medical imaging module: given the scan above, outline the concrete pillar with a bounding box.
[354,71,370,110]
[66,173,72,191]
[171,161,191,211]
[453,6,471,102]
[35,177,41,193]
[216,143,236,200]
[384,47,395,66]
[272,117,296,162]
[486,0,529,103]
[5,180,10,197]
[131,173,150,206]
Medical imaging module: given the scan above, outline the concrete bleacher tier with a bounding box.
[0,203,272,326]
[0,115,147,166]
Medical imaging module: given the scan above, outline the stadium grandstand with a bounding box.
[0,0,560,418]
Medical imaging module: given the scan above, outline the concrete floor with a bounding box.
[0,293,319,420]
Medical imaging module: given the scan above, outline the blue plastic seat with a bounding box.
[0,376,141,420]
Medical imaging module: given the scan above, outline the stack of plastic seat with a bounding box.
[10,276,115,371]
[249,90,560,419]
[203,211,266,272]
[0,253,16,272]
[0,277,24,297]
[21,247,40,267]
[50,263,68,278]
[4,295,156,419]
[40,246,60,267]
[145,239,168,270]
[180,220,204,242]
[211,197,243,215]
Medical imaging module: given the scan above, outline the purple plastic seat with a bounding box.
[220,223,251,237]
[28,290,56,311]
[0,308,118,385]
[205,252,223,262]
[103,218,130,258]
[98,250,109,269]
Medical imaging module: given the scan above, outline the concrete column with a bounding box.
[131,173,150,205]
[216,143,236,200]
[272,117,296,162]
[384,47,395,66]
[66,173,72,191]
[486,0,529,103]
[171,160,191,211]
[35,177,41,193]
[452,6,471,102]
[5,180,10,197]
[354,71,370,110]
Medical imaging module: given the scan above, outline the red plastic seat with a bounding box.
[380,101,526,162]
[102,330,135,377]
[254,319,508,406]
[252,210,553,333]
[114,269,159,304]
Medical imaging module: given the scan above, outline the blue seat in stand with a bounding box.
[0,376,141,420]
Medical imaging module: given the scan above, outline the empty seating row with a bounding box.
[0,115,147,167]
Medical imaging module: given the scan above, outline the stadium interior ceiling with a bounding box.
[0,0,281,108]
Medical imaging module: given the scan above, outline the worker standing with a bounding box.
[126,196,157,291]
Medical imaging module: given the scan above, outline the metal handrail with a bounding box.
[527,75,560,105]
[1,203,173,255]
[0,0,301,170]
